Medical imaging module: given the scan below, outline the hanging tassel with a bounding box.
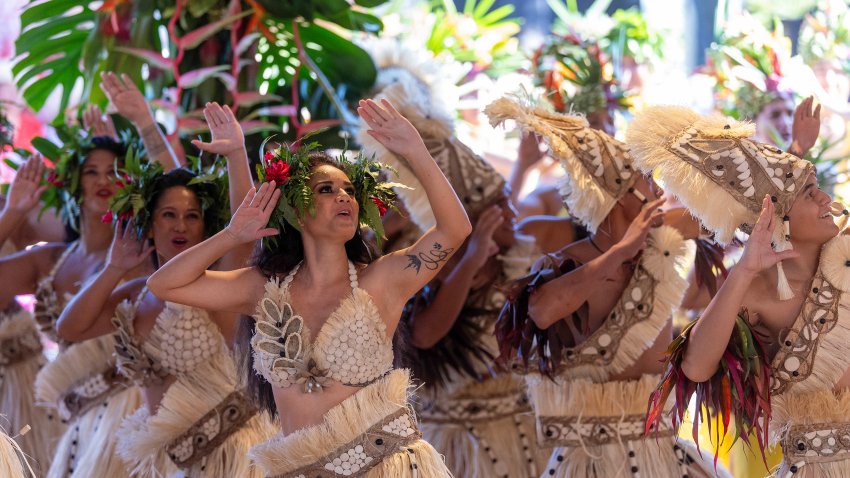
[775,217,795,301]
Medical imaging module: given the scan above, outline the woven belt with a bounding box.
[59,366,127,421]
[781,421,850,466]
[0,327,42,366]
[167,391,258,468]
[274,408,422,478]
[537,413,675,448]
[418,391,531,423]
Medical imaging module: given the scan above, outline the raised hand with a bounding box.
[100,71,154,126]
[107,221,155,273]
[790,96,821,157]
[82,104,118,139]
[190,102,246,158]
[517,132,545,171]
[4,156,47,215]
[462,205,503,271]
[738,195,799,274]
[614,197,666,260]
[357,98,427,160]
[224,182,281,244]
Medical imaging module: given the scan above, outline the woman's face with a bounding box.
[787,173,838,245]
[619,174,662,219]
[756,96,795,146]
[149,186,205,263]
[300,164,360,242]
[79,149,119,215]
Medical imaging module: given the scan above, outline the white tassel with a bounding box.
[775,220,795,301]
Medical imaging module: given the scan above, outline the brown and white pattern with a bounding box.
[537,413,675,448]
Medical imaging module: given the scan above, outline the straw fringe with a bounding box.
[0,309,60,476]
[249,369,451,477]
[34,335,115,408]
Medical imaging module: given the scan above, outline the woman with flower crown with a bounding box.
[55,101,275,477]
[147,98,470,477]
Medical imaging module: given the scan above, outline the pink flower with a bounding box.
[47,171,64,187]
[101,211,114,223]
[371,197,388,217]
[264,160,291,184]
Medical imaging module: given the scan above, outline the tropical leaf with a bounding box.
[177,10,253,50]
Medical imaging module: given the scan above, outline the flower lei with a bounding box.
[105,153,230,239]
[256,132,406,250]
[531,34,631,115]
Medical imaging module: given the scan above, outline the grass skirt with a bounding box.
[249,369,451,477]
[418,373,549,478]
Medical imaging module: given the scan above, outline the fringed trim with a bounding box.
[528,373,661,419]
[485,97,618,233]
[0,424,33,478]
[0,309,43,367]
[418,373,529,423]
[34,335,115,408]
[496,234,539,282]
[249,369,415,474]
[772,388,850,477]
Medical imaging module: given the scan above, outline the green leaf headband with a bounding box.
[256,130,407,250]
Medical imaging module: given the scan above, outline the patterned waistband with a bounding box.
[167,391,258,469]
[0,326,42,367]
[537,413,675,448]
[272,408,422,478]
[59,365,128,421]
[781,421,850,467]
[418,390,531,423]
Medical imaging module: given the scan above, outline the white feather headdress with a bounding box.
[626,105,813,300]
[484,96,639,233]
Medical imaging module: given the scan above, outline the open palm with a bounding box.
[226,182,281,243]
[6,156,47,214]
[358,98,426,159]
[191,102,245,157]
[739,195,799,274]
[100,72,152,126]
[108,221,155,272]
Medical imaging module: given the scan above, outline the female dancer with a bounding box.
[57,101,274,477]
[147,98,470,477]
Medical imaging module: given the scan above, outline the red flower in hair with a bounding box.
[101,211,114,224]
[264,150,275,162]
[371,197,388,217]
[264,160,291,184]
[47,171,64,187]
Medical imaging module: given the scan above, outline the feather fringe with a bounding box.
[0,309,60,476]
[0,423,31,478]
[117,351,275,477]
[249,369,451,477]
[485,97,615,233]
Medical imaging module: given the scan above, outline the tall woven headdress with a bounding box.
[484,96,645,233]
[626,106,813,300]
[357,39,506,230]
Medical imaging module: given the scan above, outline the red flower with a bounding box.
[371,197,388,217]
[101,211,114,224]
[264,160,291,184]
[264,150,275,162]
[47,171,64,187]
[118,211,133,222]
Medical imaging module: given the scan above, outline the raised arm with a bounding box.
[82,104,119,140]
[680,196,798,382]
[358,99,472,308]
[508,132,544,211]
[0,156,47,248]
[409,205,502,348]
[100,72,182,170]
[147,183,280,315]
[57,222,153,342]
[529,197,665,329]
[789,96,821,158]
[190,102,254,270]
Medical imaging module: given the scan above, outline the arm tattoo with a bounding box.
[140,122,168,157]
[404,242,454,274]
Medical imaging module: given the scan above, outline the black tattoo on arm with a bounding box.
[139,122,179,167]
[404,242,455,274]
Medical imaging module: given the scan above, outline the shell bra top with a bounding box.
[34,242,78,344]
[112,288,225,386]
[251,261,394,393]
[767,234,850,397]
